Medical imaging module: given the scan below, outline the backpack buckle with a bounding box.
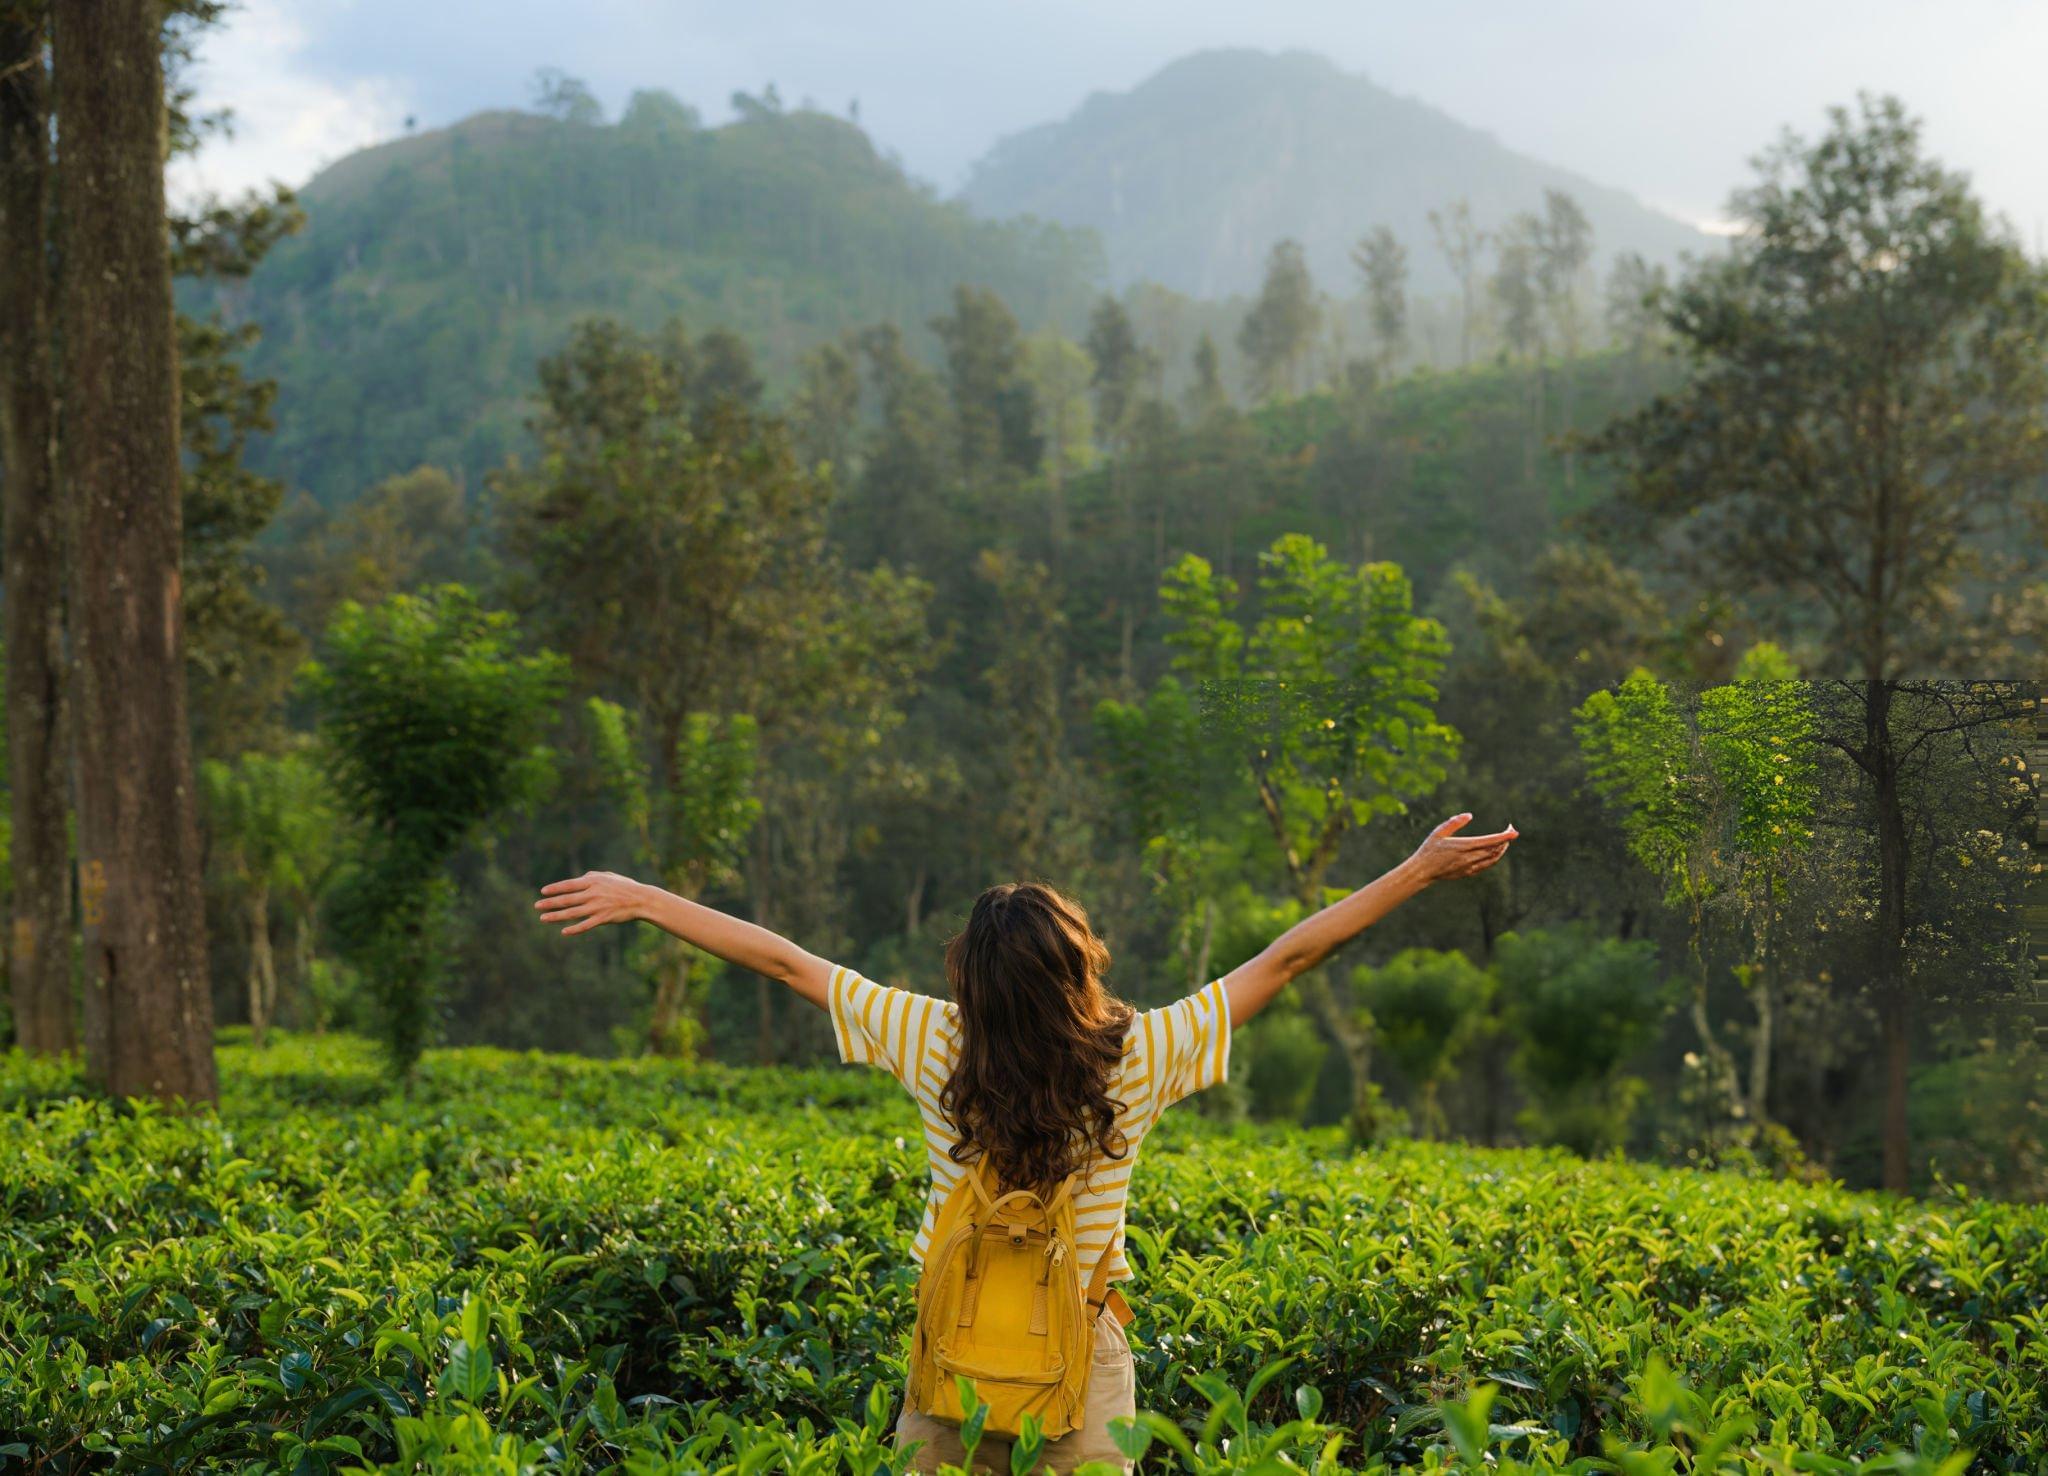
[1006,1222,1027,1249]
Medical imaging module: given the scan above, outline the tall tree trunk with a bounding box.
[1685,902,1744,1123]
[1296,969,1377,1144]
[52,0,216,1102]
[648,933,692,1057]
[246,880,274,1047]
[1746,894,1776,1124]
[294,906,316,1030]
[1866,678,1911,1191]
[0,4,74,1057]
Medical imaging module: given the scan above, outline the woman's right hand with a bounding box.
[1407,813,1517,885]
[535,870,651,936]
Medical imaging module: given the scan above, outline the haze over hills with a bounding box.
[193,93,1103,505]
[199,49,1722,505]
[959,49,1711,298]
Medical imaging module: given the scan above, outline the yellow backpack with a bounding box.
[905,1156,1118,1440]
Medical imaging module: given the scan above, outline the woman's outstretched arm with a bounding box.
[535,871,834,1009]
[1219,812,1517,1029]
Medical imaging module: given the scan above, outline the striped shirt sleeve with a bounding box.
[828,964,946,1095]
[1142,976,1233,1113]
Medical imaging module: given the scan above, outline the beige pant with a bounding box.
[894,1313,1137,1474]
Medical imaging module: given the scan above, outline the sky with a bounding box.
[170,0,2048,245]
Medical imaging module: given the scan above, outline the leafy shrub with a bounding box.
[1239,1004,1329,1121]
[1,1032,2042,1473]
[1495,923,1673,1154]
[304,586,567,1074]
[1353,947,1491,1137]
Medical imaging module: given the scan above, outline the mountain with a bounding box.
[195,95,1105,505]
[958,49,1709,299]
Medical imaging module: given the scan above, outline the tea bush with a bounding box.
[2,1034,2042,1473]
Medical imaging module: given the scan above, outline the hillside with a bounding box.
[960,49,1710,298]
[193,95,1105,505]
[5,1034,2043,1466]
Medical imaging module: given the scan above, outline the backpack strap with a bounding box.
[1082,1237,1119,1324]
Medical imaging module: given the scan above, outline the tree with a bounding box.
[497,316,930,1057]
[1428,200,1489,368]
[1021,329,1095,549]
[851,322,954,571]
[0,0,70,1056]
[1237,240,1321,400]
[587,699,760,1055]
[53,0,215,1102]
[690,327,763,413]
[531,67,602,126]
[495,318,833,771]
[1575,659,1819,1137]
[1491,214,1543,362]
[1352,226,1409,374]
[1083,296,1153,452]
[788,338,861,480]
[1184,332,1229,422]
[1096,674,1254,993]
[1149,535,1460,1140]
[1584,94,2048,1189]
[929,284,1039,483]
[1604,251,1670,361]
[1534,191,1593,366]
[1696,646,1818,1123]
[200,748,335,1046]
[273,465,472,637]
[306,586,565,1074]
[973,551,1085,881]
[177,304,303,757]
[1491,213,1546,477]
[1535,191,1594,488]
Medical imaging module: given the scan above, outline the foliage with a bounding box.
[1574,670,1714,913]
[187,102,1104,502]
[1352,948,1492,1137]
[1236,1005,1329,1123]
[1237,240,1321,400]
[2,1035,2043,1471]
[1494,924,1674,1154]
[302,587,567,1073]
[1585,93,2048,676]
[199,746,339,1041]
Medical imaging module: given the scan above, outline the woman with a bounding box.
[536,810,1516,1472]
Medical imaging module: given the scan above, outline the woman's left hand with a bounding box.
[1407,813,1518,885]
[535,870,650,936]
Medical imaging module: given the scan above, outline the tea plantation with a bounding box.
[2,1035,2043,1474]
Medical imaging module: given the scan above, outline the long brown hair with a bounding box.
[939,882,1134,1197]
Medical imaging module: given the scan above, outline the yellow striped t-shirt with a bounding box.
[827,964,1232,1291]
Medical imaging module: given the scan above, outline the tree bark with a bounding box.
[294,907,316,1030]
[52,0,216,1102]
[648,934,692,1056]
[1746,897,1776,1124]
[0,4,74,1056]
[1865,678,1911,1191]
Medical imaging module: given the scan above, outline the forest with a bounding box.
[0,1,2044,1469]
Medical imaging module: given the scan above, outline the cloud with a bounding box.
[168,0,411,204]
